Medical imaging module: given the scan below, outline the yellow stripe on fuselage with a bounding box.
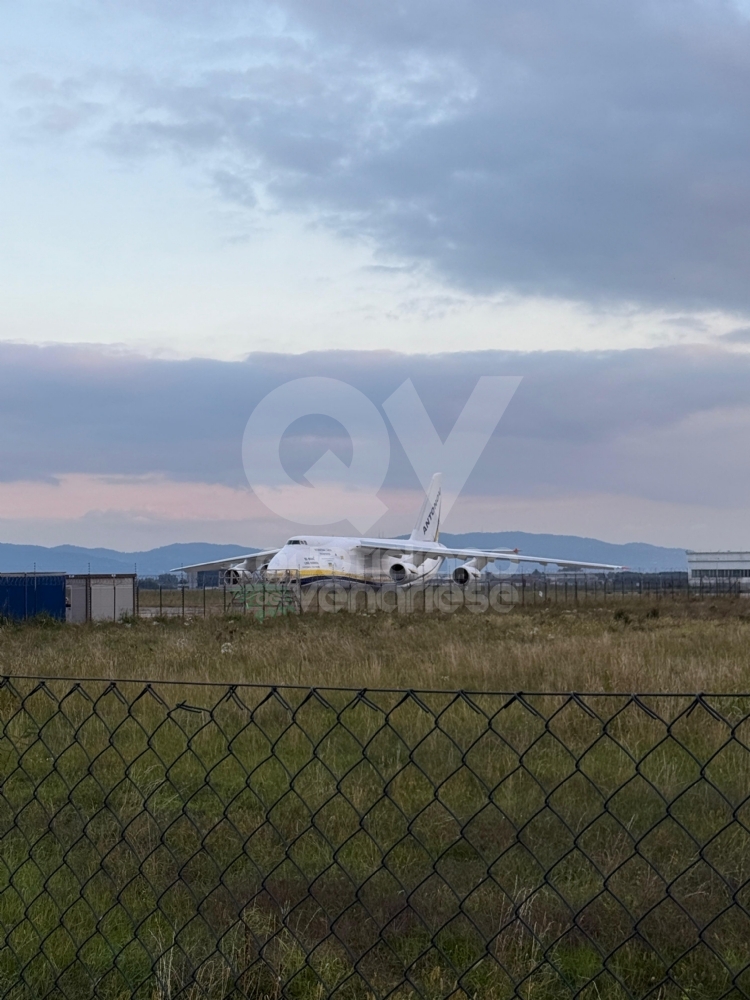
[268,568,384,581]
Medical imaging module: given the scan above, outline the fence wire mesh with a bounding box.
[2,679,750,1000]
[133,575,743,622]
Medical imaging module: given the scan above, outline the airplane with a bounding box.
[173,474,622,587]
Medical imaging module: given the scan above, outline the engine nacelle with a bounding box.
[453,564,482,586]
[222,564,268,585]
[389,562,419,584]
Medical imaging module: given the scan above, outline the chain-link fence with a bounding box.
[136,582,302,620]
[0,574,743,624]
[135,573,740,621]
[2,679,750,999]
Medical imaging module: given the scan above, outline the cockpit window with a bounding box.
[286,539,307,545]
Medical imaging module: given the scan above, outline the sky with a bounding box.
[2,1,750,551]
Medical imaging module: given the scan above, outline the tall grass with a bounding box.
[2,604,750,998]
[2,598,750,692]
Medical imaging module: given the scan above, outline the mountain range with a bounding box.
[0,534,688,576]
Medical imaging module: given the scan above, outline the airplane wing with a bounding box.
[171,549,280,574]
[355,539,622,571]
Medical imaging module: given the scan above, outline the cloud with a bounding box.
[0,473,255,521]
[210,169,257,208]
[1,341,749,511]
[21,0,750,314]
[663,316,710,332]
[719,326,750,343]
[1,477,747,551]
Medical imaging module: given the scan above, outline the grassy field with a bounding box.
[2,601,750,999]
[1,596,750,691]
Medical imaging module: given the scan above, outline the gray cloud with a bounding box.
[1,342,749,511]
[719,326,750,343]
[211,168,257,207]
[28,0,750,313]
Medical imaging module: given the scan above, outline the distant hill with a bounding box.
[0,543,258,577]
[440,533,687,572]
[0,533,686,576]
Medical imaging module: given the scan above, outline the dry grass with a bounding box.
[2,597,750,691]
[3,599,750,999]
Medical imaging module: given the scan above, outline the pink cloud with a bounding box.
[0,474,259,521]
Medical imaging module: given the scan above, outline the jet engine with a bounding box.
[452,563,482,586]
[222,564,268,585]
[389,562,420,584]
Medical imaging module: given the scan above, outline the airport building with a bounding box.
[686,551,750,583]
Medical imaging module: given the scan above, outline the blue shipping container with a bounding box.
[0,575,66,621]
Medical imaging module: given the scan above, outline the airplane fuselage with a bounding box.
[253,536,446,587]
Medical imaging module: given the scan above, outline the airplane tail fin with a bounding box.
[410,473,442,543]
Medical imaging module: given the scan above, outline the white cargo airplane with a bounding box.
[174,474,622,587]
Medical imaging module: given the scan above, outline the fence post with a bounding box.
[203,584,206,618]
[181,585,185,618]
[159,586,162,617]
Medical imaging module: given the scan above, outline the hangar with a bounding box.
[686,551,750,583]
